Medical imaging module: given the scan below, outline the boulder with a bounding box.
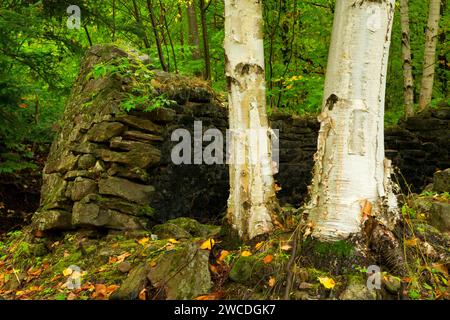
[110,264,149,300]
[339,277,377,300]
[70,178,97,201]
[147,243,212,299]
[433,168,450,193]
[32,210,72,231]
[115,115,161,134]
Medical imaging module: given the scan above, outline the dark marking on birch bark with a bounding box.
[235,63,264,76]
[325,94,339,111]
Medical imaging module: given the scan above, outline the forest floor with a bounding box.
[0,191,449,300]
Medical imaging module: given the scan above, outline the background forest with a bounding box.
[0,0,448,174]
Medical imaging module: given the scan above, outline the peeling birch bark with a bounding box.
[307,0,398,242]
[419,0,441,110]
[224,0,278,240]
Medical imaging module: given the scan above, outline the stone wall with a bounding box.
[33,45,450,231]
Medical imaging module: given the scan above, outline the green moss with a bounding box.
[313,240,355,258]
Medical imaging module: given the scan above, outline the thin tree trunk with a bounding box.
[132,0,151,49]
[112,0,116,42]
[307,0,398,241]
[83,24,93,47]
[419,0,441,111]
[400,0,414,117]
[199,0,211,81]
[186,2,202,59]
[225,0,279,240]
[146,0,168,71]
[178,4,185,54]
[159,0,178,73]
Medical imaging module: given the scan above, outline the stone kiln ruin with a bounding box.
[33,45,450,232]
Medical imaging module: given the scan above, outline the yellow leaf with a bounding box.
[241,251,252,257]
[280,244,292,251]
[168,238,180,244]
[137,237,150,245]
[149,261,157,268]
[254,242,264,250]
[318,277,336,289]
[263,255,274,264]
[139,288,147,300]
[117,252,131,263]
[218,250,229,263]
[200,239,215,250]
[268,277,276,287]
[63,267,73,277]
[404,238,418,246]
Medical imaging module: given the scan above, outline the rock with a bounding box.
[299,282,314,290]
[428,202,450,233]
[147,242,212,299]
[164,217,221,238]
[110,264,149,300]
[229,257,254,283]
[72,201,144,230]
[70,178,97,201]
[383,275,401,294]
[118,262,132,273]
[115,115,161,134]
[433,168,450,193]
[98,177,155,204]
[107,163,149,183]
[39,173,68,209]
[152,223,192,239]
[86,122,126,142]
[339,277,377,300]
[78,154,96,169]
[145,107,176,123]
[413,196,450,232]
[44,151,79,174]
[71,141,101,154]
[97,146,160,169]
[32,210,72,231]
[122,131,164,143]
[63,170,97,180]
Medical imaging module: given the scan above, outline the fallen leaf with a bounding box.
[404,238,418,246]
[217,250,230,263]
[241,251,252,257]
[254,242,264,250]
[149,261,157,268]
[166,243,175,251]
[318,277,336,289]
[139,288,147,300]
[268,277,276,287]
[137,237,150,245]
[62,267,73,277]
[108,256,118,264]
[209,264,219,275]
[117,252,131,263]
[92,284,107,299]
[200,239,215,250]
[63,251,70,258]
[431,263,448,276]
[195,292,225,300]
[263,255,274,264]
[67,292,78,300]
[168,238,180,244]
[280,244,292,251]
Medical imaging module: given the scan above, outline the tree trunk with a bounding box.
[419,0,441,111]
[224,0,279,240]
[186,2,202,59]
[132,0,151,49]
[400,0,414,117]
[159,0,178,73]
[178,4,185,54]
[146,0,168,72]
[307,0,398,242]
[199,0,212,81]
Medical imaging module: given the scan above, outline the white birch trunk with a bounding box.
[307,0,398,242]
[419,0,441,110]
[224,0,278,240]
[400,0,414,117]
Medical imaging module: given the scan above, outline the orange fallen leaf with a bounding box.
[209,264,219,275]
[67,292,78,300]
[139,288,147,300]
[263,255,274,264]
[268,277,276,287]
[254,242,264,250]
[195,292,225,300]
[217,250,230,263]
[109,256,118,264]
[241,251,252,257]
[92,284,107,299]
[404,238,418,246]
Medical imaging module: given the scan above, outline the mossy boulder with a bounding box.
[339,275,377,300]
[152,218,220,239]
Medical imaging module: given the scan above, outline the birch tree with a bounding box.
[224,0,279,240]
[419,0,441,111]
[307,0,398,242]
[400,0,414,117]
